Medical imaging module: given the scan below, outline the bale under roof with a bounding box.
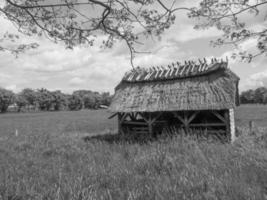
[109,59,240,113]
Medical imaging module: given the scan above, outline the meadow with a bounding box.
[0,105,267,200]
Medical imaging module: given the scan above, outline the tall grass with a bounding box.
[0,127,267,200]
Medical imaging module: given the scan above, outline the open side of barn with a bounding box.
[109,59,240,142]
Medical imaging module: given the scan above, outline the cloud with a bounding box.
[241,69,267,90]
[69,77,86,86]
[171,25,223,43]
[5,84,17,91]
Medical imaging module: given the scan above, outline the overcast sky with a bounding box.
[0,0,266,94]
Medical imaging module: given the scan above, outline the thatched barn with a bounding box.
[109,58,240,141]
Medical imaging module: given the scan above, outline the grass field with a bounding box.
[0,105,267,199]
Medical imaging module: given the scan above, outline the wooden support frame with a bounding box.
[108,113,118,119]
[116,109,235,142]
[139,112,162,135]
[148,113,153,135]
[224,110,231,142]
[117,112,163,135]
[118,113,123,135]
[173,111,199,133]
[211,111,226,124]
[188,111,200,124]
[118,112,130,135]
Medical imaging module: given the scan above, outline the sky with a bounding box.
[0,0,266,94]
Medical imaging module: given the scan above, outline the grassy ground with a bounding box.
[0,110,116,138]
[0,105,267,200]
[235,104,267,127]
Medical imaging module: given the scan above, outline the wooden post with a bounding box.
[118,112,122,134]
[249,120,255,135]
[148,113,153,135]
[141,112,162,136]
[224,109,236,142]
[118,112,127,135]
[224,110,230,142]
[184,111,189,134]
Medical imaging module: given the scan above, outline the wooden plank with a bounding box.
[132,131,148,134]
[133,126,148,129]
[122,121,147,125]
[133,129,149,132]
[189,123,226,127]
[133,128,149,130]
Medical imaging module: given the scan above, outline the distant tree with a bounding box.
[73,90,92,108]
[15,93,28,112]
[83,94,96,109]
[254,87,267,104]
[68,94,83,111]
[20,88,38,110]
[0,88,14,113]
[51,90,68,111]
[93,92,102,109]
[73,90,93,97]
[263,92,267,104]
[37,88,54,111]
[240,87,267,104]
[100,92,112,106]
[240,89,255,104]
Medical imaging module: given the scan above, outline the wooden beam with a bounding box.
[139,112,149,123]
[129,112,136,121]
[151,112,162,124]
[122,121,147,125]
[212,111,226,124]
[188,111,199,124]
[189,123,226,127]
[173,112,186,125]
[118,113,123,135]
[120,113,128,123]
[118,113,129,135]
[134,112,138,120]
[108,113,118,119]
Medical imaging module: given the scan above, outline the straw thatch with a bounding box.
[109,59,239,113]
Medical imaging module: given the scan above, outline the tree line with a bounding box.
[240,87,267,104]
[0,88,113,113]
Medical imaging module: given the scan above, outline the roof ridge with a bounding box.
[123,57,228,82]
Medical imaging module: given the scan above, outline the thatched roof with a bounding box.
[109,59,240,113]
